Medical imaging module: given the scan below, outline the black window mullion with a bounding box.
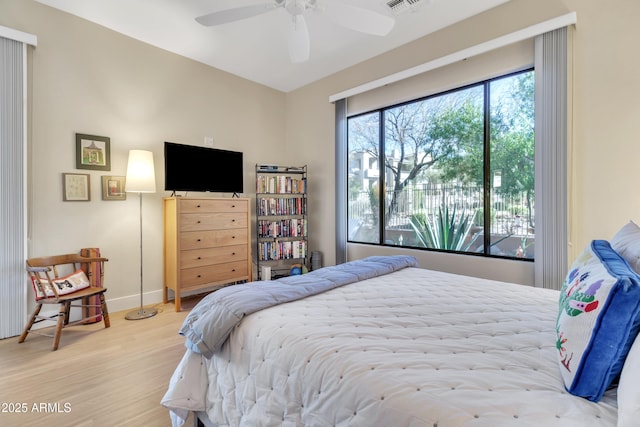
[483,82,491,255]
[379,110,385,245]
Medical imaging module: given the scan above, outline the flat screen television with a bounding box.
[164,141,244,195]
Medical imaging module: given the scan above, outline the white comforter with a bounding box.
[162,267,618,426]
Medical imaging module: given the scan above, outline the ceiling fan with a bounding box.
[195,0,396,63]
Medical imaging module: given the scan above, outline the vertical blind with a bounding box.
[534,27,570,289]
[0,35,27,338]
[334,98,347,265]
[334,19,573,286]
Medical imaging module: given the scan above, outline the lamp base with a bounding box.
[124,307,158,320]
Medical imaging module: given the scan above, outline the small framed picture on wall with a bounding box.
[62,173,90,201]
[76,133,111,171]
[101,175,126,200]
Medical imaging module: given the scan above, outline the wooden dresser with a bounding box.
[163,197,251,311]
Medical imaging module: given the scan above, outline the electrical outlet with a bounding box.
[204,136,214,147]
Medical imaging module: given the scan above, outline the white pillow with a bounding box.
[618,335,640,427]
[611,221,640,274]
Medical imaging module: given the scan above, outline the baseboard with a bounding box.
[106,289,164,314]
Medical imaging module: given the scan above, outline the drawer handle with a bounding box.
[197,239,201,242]
[197,256,202,260]
[232,205,236,208]
[197,274,202,278]
[231,219,236,222]
[232,236,236,239]
[231,269,236,272]
[231,252,236,256]
[196,204,201,208]
[197,220,201,224]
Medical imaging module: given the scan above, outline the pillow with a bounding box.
[611,220,640,274]
[31,269,91,300]
[618,335,640,427]
[556,240,640,401]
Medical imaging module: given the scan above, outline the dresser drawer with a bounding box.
[180,199,248,214]
[164,197,252,312]
[180,229,248,250]
[181,260,249,288]
[180,245,248,269]
[180,212,247,231]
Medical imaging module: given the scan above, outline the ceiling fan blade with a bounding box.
[196,3,275,26]
[325,2,395,36]
[288,14,310,63]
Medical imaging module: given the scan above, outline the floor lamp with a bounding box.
[124,149,158,320]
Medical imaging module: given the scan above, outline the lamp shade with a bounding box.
[125,150,156,193]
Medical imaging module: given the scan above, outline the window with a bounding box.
[347,69,534,260]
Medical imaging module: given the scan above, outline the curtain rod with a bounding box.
[329,12,576,103]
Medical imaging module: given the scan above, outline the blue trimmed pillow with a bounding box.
[556,240,640,401]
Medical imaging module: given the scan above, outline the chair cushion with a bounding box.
[556,240,640,401]
[31,269,91,300]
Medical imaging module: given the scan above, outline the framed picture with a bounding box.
[102,175,126,200]
[76,133,111,171]
[62,173,91,201]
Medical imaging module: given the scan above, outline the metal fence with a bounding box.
[349,183,534,238]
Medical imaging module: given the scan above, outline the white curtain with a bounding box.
[534,27,570,289]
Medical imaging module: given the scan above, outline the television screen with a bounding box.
[164,141,244,194]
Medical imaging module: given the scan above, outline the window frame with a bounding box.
[346,68,535,262]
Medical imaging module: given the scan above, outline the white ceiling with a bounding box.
[35,0,510,92]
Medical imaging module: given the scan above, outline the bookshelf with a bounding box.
[255,164,308,279]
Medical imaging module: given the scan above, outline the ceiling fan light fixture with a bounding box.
[286,0,307,16]
[196,0,396,63]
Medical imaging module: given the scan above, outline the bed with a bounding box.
[162,233,640,427]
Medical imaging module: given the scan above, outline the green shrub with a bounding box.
[410,205,478,251]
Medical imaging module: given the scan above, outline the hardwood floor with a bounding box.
[0,296,203,427]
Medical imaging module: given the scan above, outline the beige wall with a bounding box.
[285,0,640,283]
[2,0,639,311]
[1,0,286,311]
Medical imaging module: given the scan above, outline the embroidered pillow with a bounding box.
[618,335,640,427]
[31,269,91,300]
[556,240,640,401]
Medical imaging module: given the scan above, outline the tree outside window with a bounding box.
[347,70,534,260]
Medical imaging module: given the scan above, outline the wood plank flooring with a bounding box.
[0,296,203,427]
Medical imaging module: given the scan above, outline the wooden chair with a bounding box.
[20,254,111,351]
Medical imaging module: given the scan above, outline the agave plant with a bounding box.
[410,205,478,251]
